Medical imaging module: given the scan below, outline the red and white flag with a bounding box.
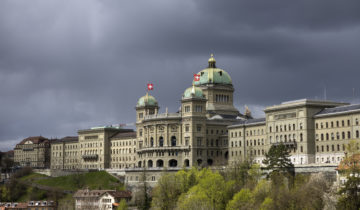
[147,83,154,91]
[194,74,200,81]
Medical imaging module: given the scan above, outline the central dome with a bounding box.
[194,54,232,86]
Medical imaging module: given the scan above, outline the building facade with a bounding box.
[228,100,360,166]
[14,136,51,168]
[73,189,131,210]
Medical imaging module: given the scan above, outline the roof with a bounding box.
[194,55,232,86]
[73,190,110,198]
[336,154,360,171]
[183,85,205,99]
[18,136,49,145]
[228,118,266,128]
[73,189,131,199]
[61,136,78,141]
[265,99,348,112]
[137,93,158,107]
[315,104,360,117]
[111,131,136,139]
[108,190,132,198]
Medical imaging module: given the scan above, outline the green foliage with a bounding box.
[262,144,294,175]
[150,163,330,210]
[226,189,254,210]
[151,173,181,210]
[259,197,274,210]
[337,176,360,210]
[117,199,128,210]
[177,185,212,210]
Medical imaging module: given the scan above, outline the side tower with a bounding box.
[194,54,240,117]
[181,84,207,167]
[135,93,159,150]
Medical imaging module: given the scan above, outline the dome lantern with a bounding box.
[208,53,216,68]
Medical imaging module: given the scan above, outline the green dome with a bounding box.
[137,93,158,107]
[183,86,205,99]
[194,54,232,85]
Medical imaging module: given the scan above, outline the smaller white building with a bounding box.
[73,189,131,210]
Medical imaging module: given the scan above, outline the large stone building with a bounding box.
[14,136,51,168]
[228,99,360,166]
[135,55,244,169]
[13,55,360,183]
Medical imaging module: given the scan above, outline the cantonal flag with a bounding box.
[147,83,154,91]
[194,74,200,81]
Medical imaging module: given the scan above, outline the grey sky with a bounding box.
[1,0,360,151]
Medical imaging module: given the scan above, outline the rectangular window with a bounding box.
[197,137,202,146]
[195,105,203,112]
[185,106,191,112]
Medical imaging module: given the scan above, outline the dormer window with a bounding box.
[219,71,222,76]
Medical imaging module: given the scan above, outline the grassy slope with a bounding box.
[34,171,124,191]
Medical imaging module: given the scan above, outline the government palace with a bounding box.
[13,55,360,183]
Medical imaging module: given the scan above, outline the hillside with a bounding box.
[22,171,124,192]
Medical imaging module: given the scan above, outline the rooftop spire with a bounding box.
[208,53,216,68]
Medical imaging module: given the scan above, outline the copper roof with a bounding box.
[18,136,49,145]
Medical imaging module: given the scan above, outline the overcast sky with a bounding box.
[1,0,360,151]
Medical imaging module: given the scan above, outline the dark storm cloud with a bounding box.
[1,0,360,150]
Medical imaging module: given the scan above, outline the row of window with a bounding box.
[269,123,303,133]
[111,156,136,162]
[111,140,136,147]
[110,148,136,154]
[316,118,359,129]
[215,94,230,102]
[316,144,346,152]
[316,131,359,141]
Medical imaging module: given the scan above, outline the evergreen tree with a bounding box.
[262,143,294,175]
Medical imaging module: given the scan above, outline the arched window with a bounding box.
[150,137,154,147]
[169,159,178,167]
[300,133,303,142]
[156,159,164,167]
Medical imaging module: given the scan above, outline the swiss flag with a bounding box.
[147,83,154,91]
[194,74,200,81]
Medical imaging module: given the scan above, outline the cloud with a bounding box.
[1,0,360,150]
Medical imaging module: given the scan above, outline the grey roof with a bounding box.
[315,104,360,117]
[229,117,266,128]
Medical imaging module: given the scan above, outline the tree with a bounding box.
[135,168,151,210]
[151,173,181,210]
[226,189,254,210]
[336,140,360,210]
[117,199,128,210]
[262,144,294,175]
[177,169,226,210]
